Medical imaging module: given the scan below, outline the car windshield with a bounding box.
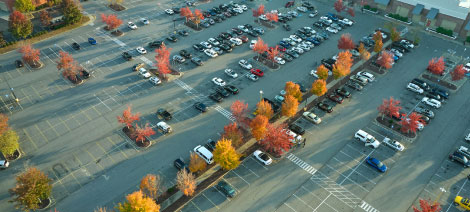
[377,161,384,167]
[260,153,269,161]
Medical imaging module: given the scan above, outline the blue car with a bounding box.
[306,37,320,45]
[88,37,97,45]
[279,41,291,48]
[366,157,387,172]
[327,12,339,21]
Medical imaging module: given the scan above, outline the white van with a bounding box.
[156,121,172,134]
[354,130,380,148]
[194,145,214,164]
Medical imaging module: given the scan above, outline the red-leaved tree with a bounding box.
[39,10,51,27]
[231,100,249,127]
[347,7,355,17]
[117,105,140,129]
[377,97,401,119]
[180,7,193,22]
[18,44,41,66]
[253,37,268,61]
[57,51,79,81]
[412,199,441,212]
[192,9,204,28]
[133,123,156,143]
[451,64,466,81]
[376,51,394,71]
[427,57,445,75]
[222,123,244,148]
[266,12,278,26]
[334,0,345,13]
[400,112,423,134]
[259,124,293,156]
[155,44,172,78]
[101,14,122,32]
[337,33,355,50]
[252,4,265,20]
[267,45,280,66]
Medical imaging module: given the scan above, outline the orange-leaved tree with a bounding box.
[259,123,293,156]
[256,99,274,119]
[374,39,383,53]
[140,174,163,199]
[337,33,355,50]
[176,169,196,196]
[412,199,441,212]
[267,45,280,66]
[400,112,423,134]
[0,113,9,135]
[57,51,79,81]
[39,10,51,27]
[391,27,401,42]
[376,51,394,71]
[189,152,206,173]
[18,44,40,66]
[222,122,244,148]
[180,7,193,22]
[311,79,327,97]
[347,7,355,17]
[9,167,53,211]
[250,115,268,141]
[133,123,156,143]
[155,44,172,78]
[316,65,329,80]
[117,105,140,129]
[192,9,204,28]
[230,100,249,127]
[117,190,160,212]
[285,81,302,102]
[377,96,401,119]
[101,13,122,31]
[266,12,278,26]
[252,4,265,20]
[373,31,383,42]
[213,138,240,170]
[427,57,445,75]
[253,37,268,61]
[281,95,298,117]
[451,64,466,81]
[336,51,353,75]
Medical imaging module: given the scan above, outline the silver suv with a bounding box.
[414,106,434,118]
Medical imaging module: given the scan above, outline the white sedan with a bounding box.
[320,16,332,24]
[149,76,161,85]
[303,112,321,124]
[140,18,149,25]
[249,40,257,49]
[310,70,319,78]
[296,6,307,12]
[136,47,147,54]
[422,97,441,108]
[200,41,212,49]
[208,38,220,46]
[212,77,226,86]
[390,49,403,57]
[204,49,218,58]
[274,57,285,65]
[139,67,151,78]
[382,137,404,151]
[259,15,268,21]
[128,22,137,30]
[246,73,259,81]
[326,27,338,34]
[253,150,272,165]
[230,38,242,46]
[339,18,353,26]
[289,35,302,42]
[239,59,252,69]
[225,69,238,78]
[238,25,250,32]
[165,9,174,15]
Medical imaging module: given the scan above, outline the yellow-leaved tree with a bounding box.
[213,138,241,170]
[117,190,160,212]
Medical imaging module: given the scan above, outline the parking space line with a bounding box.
[80,108,93,121]
[50,168,71,195]
[107,137,129,159]
[301,186,339,212]
[46,120,60,137]
[332,157,377,184]
[231,169,250,185]
[283,203,298,212]
[60,116,72,131]
[97,142,116,163]
[92,105,102,116]
[240,163,259,177]
[102,89,120,105]
[190,201,203,212]
[30,85,44,100]
[446,180,468,212]
[94,94,112,111]
[293,193,315,210]
[35,124,49,143]
[201,193,219,209]
[214,187,232,201]
[62,163,83,188]
[22,128,38,149]
[85,150,105,169]
[324,163,371,192]
[337,151,383,173]
[73,153,84,166]
[248,157,269,170]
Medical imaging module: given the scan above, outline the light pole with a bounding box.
[303,96,308,111]
[259,90,263,101]
[434,187,446,205]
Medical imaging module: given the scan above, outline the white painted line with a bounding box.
[231,169,250,185]
[94,94,112,111]
[283,203,298,212]
[241,163,259,177]
[112,38,126,47]
[359,201,380,212]
[300,186,339,212]
[140,56,154,66]
[190,200,204,212]
[293,193,314,210]
[249,157,269,170]
[325,163,371,192]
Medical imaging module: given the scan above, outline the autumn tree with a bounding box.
[360,50,371,61]
[117,190,160,212]
[0,32,6,47]
[333,51,353,78]
[192,9,204,28]
[373,31,383,42]
[253,37,268,60]
[10,167,53,211]
[311,79,327,96]
[101,14,122,31]
[94,207,109,212]
[155,44,172,78]
[267,45,280,66]
[133,123,155,144]
[61,0,82,25]
[259,123,293,156]
[266,12,278,26]
[374,39,383,52]
[18,44,41,66]
[117,105,140,129]
[285,81,302,102]
[0,130,20,156]
[15,0,35,12]
[222,123,244,148]
[8,10,33,39]
[358,42,366,54]
[40,10,52,27]
[252,4,265,20]
[250,115,268,141]
[334,0,344,13]
[189,152,206,173]
[230,100,249,127]
[391,27,401,42]
[427,57,445,75]
[57,51,79,81]
[376,51,394,71]
[140,174,163,199]
[347,7,355,17]
[316,65,329,80]
[0,114,9,135]
[176,169,196,196]
[399,112,424,134]
[377,97,401,119]
[180,6,193,22]
[256,100,273,119]
[451,64,466,81]
[337,33,355,50]
[281,95,298,117]
[213,138,240,170]
[412,199,441,212]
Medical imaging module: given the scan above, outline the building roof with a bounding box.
[374,0,391,5]
[465,20,470,30]
[412,4,424,15]
[398,0,470,20]
[426,8,439,19]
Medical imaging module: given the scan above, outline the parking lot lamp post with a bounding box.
[434,187,446,205]
[304,96,308,111]
[259,90,263,101]
[173,18,176,34]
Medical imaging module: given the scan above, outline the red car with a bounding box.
[251,68,264,77]
[269,46,286,52]
[328,94,344,104]
[238,35,249,43]
[285,1,294,8]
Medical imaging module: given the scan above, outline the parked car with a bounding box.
[317,102,333,113]
[328,94,344,103]
[157,108,172,120]
[407,83,424,94]
[411,78,431,91]
[149,77,161,86]
[174,158,189,172]
[335,88,351,98]
[225,69,238,78]
[179,50,191,59]
[239,59,252,69]
[253,150,272,165]
[449,151,470,167]
[289,124,305,135]
[366,157,387,172]
[224,85,239,94]
[128,21,137,29]
[191,57,203,66]
[15,60,24,68]
[216,180,236,197]
[193,44,205,51]
[138,68,151,78]
[72,42,80,50]
[215,87,230,97]
[88,37,97,45]
[194,102,207,112]
[454,196,470,210]
[303,112,321,124]
[246,73,259,81]
[382,137,404,151]
[414,106,434,118]
[250,69,264,77]
[421,97,441,109]
[212,77,226,86]
[209,92,223,102]
[149,40,164,48]
[346,81,363,91]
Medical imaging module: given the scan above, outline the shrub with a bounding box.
[364,5,378,12]
[436,27,453,37]
[388,13,408,22]
[467,36,470,42]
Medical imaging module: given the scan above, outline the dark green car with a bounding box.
[216,180,236,198]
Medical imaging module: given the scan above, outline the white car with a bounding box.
[374,31,387,39]
[464,63,470,72]
[303,112,321,124]
[406,83,424,94]
[249,40,257,49]
[465,133,470,141]
[139,67,151,78]
[339,18,353,26]
[405,118,424,131]
[0,160,9,168]
[208,38,220,46]
[140,18,149,25]
[233,8,243,13]
[225,69,238,78]
[239,59,252,69]
[204,49,218,58]
[292,47,304,54]
[165,9,174,15]
[309,12,318,18]
[240,4,248,10]
[390,49,403,57]
[303,41,314,48]
[382,137,404,151]
[149,76,161,85]
[238,25,249,32]
[310,69,319,78]
[296,6,307,12]
[274,57,285,65]
[136,47,147,54]
[287,11,298,17]
[298,43,310,51]
[326,27,338,33]
[229,38,242,46]
[253,150,272,165]
[283,38,296,46]
[246,73,259,81]
[422,97,441,108]
[200,41,212,49]
[320,16,332,24]
[357,71,375,82]
[212,77,226,86]
[128,22,137,30]
[289,35,302,42]
[259,15,268,21]
[400,39,414,48]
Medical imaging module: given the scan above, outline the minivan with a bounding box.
[194,145,214,164]
[156,121,172,134]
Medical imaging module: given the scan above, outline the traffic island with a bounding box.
[108,4,126,11]
[37,197,52,210]
[110,30,124,37]
[5,149,21,161]
[252,56,280,69]
[122,127,151,148]
[422,74,457,90]
[375,116,416,138]
[27,60,44,70]
[254,19,276,29]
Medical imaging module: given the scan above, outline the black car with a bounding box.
[231,28,243,35]
[262,98,281,113]
[298,29,311,37]
[157,108,172,120]
[278,17,287,23]
[281,53,293,62]
[149,40,164,48]
[253,28,265,35]
[204,139,218,152]
[215,87,230,97]
[247,30,258,37]
[335,88,351,98]
[219,44,232,52]
[209,92,223,102]
[178,30,189,36]
[286,50,299,58]
[191,57,203,66]
[193,44,205,51]
[172,7,180,13]
[450,151,470,167]
[425,92,441,101]
[194,102,207,112]
[430,85,449,99]
[289,124,305,135]
[391,42,410,52]
[244,24,253,30]
[122,52,133,61]
[295,32,308,40]
[220,32,232,39]
[411,78,431,91]
[15,60,24,68]
[166,35,178,42]
[321,58,336,70]
[283,24,291,31]
[174,158,190,172]
[81,69,90,79]
[179,50,191,59]
[223,40,235,48]
[213,16,222,23]
[295,82,307,93]
[317,102,333,113]
[224,85,239,94]
[217,14,226,20]
[72,42,80,50]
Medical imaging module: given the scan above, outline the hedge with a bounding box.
[364,5,378,12]
[466,36,470,42]
[436,27,453,37]
[387,13,409,22]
